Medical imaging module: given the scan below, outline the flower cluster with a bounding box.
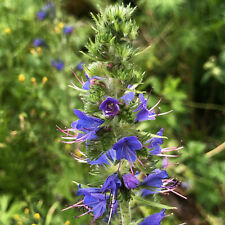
[59,4,185,225]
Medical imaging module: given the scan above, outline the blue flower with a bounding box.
[71,109,104,141]
[63,26,74,34]
[134,93,156,122]
[113,136,142,162]
[146,128,164,155]
[141,169,168,197]
[99,97,120,117]
[37,3,54,20]
[88,149,116,166]
[138,209,166,225]
[33,38,46,47]
[122,173,139,189]
[51,60,64,70]
[101,174,121,196]
[77,186,108,219]
[120,85,135,104]
[120,92,135,104]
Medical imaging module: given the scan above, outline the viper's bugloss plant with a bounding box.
[60,4,186,225]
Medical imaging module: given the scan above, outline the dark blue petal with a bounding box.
[88,153,110,166]
[138,209,166,225]
[120,92,135,104]
[149,145,162,155]
[83,80,91,90]
[141,170,168,188]
[113,136,142,162]
[101,174,121,196]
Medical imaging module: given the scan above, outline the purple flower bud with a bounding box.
[99,97,120,117]
[123,173,139,189]
[63,26,74,34]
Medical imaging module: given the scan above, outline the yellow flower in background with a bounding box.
[31,77,36,83]
[5,28,11,34]
[13,214,20,220]
[18,74,25,82]
[34,213,40,219]
[58,22,64,28]
[64,221,70,225]
[32,224,37,225]
[55,26,60,34]
[24,208,29,214]
[30,48,36,55]
[17,221,22,225]
[42,76,48,84]
[36,47,42,54]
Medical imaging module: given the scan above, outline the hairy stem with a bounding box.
[120,201,131,225]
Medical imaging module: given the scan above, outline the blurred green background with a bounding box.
[0,0,224,224]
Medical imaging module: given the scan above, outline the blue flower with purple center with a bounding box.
[37,3,54,20]
[138,209,166,225]
[51,59,64,71]
[122,173,139,189]
[63,26,74,34]
[99,97,120,117]
[113,136,142,163]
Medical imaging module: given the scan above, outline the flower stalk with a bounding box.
[59,3,185,225]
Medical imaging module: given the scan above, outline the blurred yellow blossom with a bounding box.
[55,26,60,34]
[30,48,36,55]
[24,208,29,214]
[18,74,25,82]
[34,213,40,219]
[17,221,22,225]
[42,76,48,84]
[13,214,20,220]
[5,28,11,34]
[64,221,70,225]
[36,47,42,54]
[31,77,36,85]
[58,22,64,28]
[32,224,37,225]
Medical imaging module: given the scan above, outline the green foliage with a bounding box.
[0,0,90,224]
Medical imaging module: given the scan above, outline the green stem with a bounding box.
[120,201,131,225]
